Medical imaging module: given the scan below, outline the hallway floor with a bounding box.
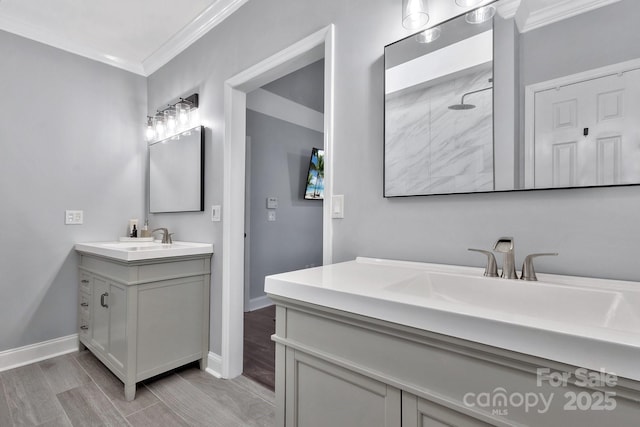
[0,350,274,426]
[243,305,276,391]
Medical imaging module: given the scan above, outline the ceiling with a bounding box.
[0,0,248,76]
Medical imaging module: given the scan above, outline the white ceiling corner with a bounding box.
[142,0,249,76]
[0,0,249,76]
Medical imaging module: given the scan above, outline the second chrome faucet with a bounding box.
[469,237,557,281]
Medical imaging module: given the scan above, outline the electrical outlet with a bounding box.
[268,211,276,222]
[65,210,83,225]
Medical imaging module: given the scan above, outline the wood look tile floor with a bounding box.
[0,350,275,427]
[243,306,276,391]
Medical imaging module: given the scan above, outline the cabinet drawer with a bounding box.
[79,273,92,294]
[79,309,90,336]
[79,292,90,308]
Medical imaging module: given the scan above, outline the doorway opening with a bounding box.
[221,25,335,379]
[243,59,325,389]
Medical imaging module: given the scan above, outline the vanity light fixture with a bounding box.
[402,0,429,30]
[146,93,199,142]
[465,5,496,24]
[416,26,441,43]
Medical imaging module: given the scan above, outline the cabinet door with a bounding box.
[106,282,127,371]
[285,350,401,427]
[91,276,109,353]
[402,393,492,427]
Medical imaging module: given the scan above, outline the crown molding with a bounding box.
[0,13,144,75]
[142,0,250,76]
[0,0,248,76]
[516,0,621,33]
[496,0,522,19]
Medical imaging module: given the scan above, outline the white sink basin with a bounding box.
[265,257,640,381]
[385,271,640,334]
[75,240,213,261]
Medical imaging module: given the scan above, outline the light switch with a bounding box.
[211,205,221,222]
[331,195,344,219]
[266,197,278,209]
[65,210,84,225]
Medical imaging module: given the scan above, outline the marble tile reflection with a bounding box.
[385,66,493,196]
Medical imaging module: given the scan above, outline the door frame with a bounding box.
[523,57,640,187]
[221,25,335,378]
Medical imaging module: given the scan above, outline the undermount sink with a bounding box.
[265,257,640,381]
[75,240,213,261]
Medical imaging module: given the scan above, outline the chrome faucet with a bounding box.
[493,237,518,279]
[151,228,173,244]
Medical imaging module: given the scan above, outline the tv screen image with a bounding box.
[304,148,324,200]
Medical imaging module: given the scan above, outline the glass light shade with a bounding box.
[402,0,429,30]
[176,101,191,126]
[465,5,496,24]
[146,117,155,141]
[416,26,441,43]
[189,107,200,126]
[455,0,484,7]
[154,114,165,138]
[164,107,177,133]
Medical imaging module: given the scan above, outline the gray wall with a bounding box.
[0,31,146,351]
[246,110,323,302]
[262,59,325,112]
[520,0,640,86]
[145,0,640,355]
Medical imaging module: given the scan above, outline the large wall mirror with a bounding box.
[384,0,640,197]
[149,125,204,213]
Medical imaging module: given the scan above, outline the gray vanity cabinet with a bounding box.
[271,296,640,427]
[77,253,211,401]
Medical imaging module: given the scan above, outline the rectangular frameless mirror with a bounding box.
[149,125,204,213]
[384,0,640,197]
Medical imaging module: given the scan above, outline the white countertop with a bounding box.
[75,240,213,261]
[265,257,640,382]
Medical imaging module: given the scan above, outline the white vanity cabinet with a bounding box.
[77,252,211,401]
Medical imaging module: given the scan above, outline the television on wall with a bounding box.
[304,148,324,200]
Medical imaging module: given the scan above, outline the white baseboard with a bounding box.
[205,352,223,378]
[0,334,79,372]
[248,295,273,312]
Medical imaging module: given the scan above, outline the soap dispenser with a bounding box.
[131,224,137,238]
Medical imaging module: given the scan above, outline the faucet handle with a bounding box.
[468,249,499,277]
[167,233,174,244]
[521,253,558,281]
